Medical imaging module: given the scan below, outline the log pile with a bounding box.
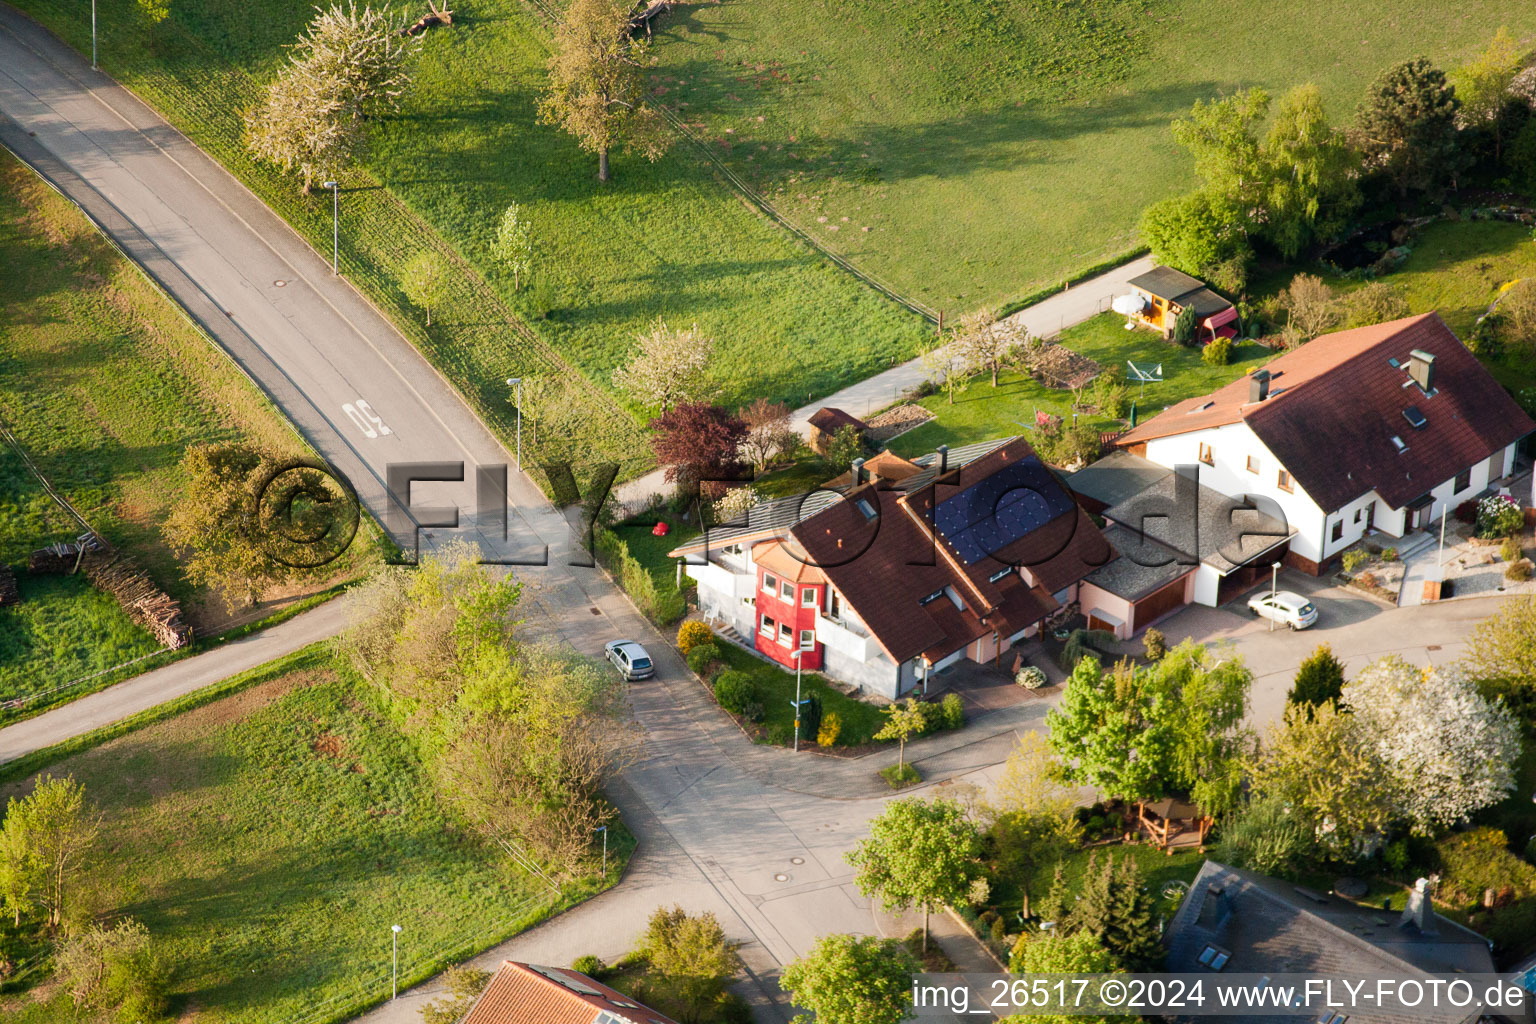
[81,553,192,649]
[0,566,19,607]
[399,0,451,35]
[28,542,84,575]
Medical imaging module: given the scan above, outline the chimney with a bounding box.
[851,457,866,485]
[1408,349,1436,393]
[1249,369,1271,403]
[1399,876,1438,935]
[936,444,949,473]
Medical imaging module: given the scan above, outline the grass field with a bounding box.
[887,314,1275,457]
[0,150,350,703]
[0,649,616,1024]
[10,0,929,481]
[649,1,1536,314]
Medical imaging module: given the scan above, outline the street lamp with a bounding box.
[790,649,807,752]
[595,824,608,876]
[323,181,339,274]
[91,0,97,69]
[1269,561,1281,632]
[390,924,402,999]
[505,378,522,470]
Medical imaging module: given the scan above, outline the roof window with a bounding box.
[1390,435,1408,453]
[855,498,877,520]
[1403,405,1428,430]
[1196,945,1230,971]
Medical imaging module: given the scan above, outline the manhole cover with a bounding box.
[273,279,287,287]
[790,857,804,865]
[1426,644,1441,651]
[589,607,601,615]
[773,873,789,882]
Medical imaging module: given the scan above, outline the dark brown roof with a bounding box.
[1118,314,1535,512]
[1128,266,1233,316]
[462,961,680,1024]
[807,406,868,433]
[791,439,1110,664]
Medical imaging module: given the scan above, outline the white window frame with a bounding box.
[781,580,794,601]
[762,573,777,594]
[760,615,776,638]
[778,622,793,646]
[801,586,816,607]
[799,629,814,650]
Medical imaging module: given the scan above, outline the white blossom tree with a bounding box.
[612,318,714,411]
[710,485,759,526]
[1343,656,1520,834]
[490,202,533,291]
[291,3,418,118]
[245,64,362,193]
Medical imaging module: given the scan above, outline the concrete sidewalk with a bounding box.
[614,256,1154,508]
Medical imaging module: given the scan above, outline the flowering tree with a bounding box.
[1343,656,1519,834]
[613,319,715,411]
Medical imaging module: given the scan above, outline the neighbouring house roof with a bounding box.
[824,449,923,488]
[1067,448,1176,511]
[1127,266,1233,317]
[752,538,826,584]
[1164,862,1497,1024]
[790,439,1110,664]
[1102,465,1294,575]
[1082,522,1194,601]
[1117,313,1536,512]
[807,406,868,433]
[461,961,681,1024]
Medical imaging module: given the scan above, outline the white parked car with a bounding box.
[604,640,655,680]
[1247,590,1318,630]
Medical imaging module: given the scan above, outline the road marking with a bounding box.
[342,399,392,439]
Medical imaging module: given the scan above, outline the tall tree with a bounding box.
[401,251,450,326]
[245,63,362,193]
[613,318,714,411]
[291,3,418,118]
[780,934,918,1024]
[1062,853,1163,971]
[1354,57,1464,199]
[1279,272,1337,347]
[1343,656,1519,834]
[952,308,1010,386]
[1003,932,1126,1024]
[490,202,534,291]
[847,798,980,951]
[1462,595,1536,693]
[987,730,1081,921]
[1250,701,1393,857]
[1137,189,1251,285]
[0,806,40,927]
[1171,87,1270,213]
[920,336,975,405]
[648,402,747,492]
[1,775,99,929]
[823,424,868,474]
[1453,27,1524,160]
[1287,642,1346,711]
[641,906,740,1024]
[539,0,671,182]
[1261,84,1360,258]
[736,398,796,472]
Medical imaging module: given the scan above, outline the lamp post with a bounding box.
[505,378,522,470]
[595,824,608,876]
[1269,561,1281,632]
[790,649,805,752]
[390,924,401,999]
[91,0,97,69]
[1437,502,1447,567]
[322,181,339,274]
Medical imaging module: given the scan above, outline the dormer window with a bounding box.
[988,567,1012,583]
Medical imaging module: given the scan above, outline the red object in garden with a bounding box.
[652,521,669,537]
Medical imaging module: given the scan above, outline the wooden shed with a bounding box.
[806,407,869,455]
[1124,267,1237,344]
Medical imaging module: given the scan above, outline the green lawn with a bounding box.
[887,314,1275,457]
[649,0,1536,314]
[0,150,365,705]
[0,649,620,1024]
[10,0,928,481]
[715,643,887,747]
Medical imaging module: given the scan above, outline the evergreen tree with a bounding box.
[1064,853,1162,971]
[1288,643,1345,711]
[1354,57,1464,200]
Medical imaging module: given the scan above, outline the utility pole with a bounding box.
[323,181,339,274]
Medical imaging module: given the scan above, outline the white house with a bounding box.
[1113,313,1533,573]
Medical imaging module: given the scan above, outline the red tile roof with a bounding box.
[462,961,680,1024]
[1116,313,1535,511]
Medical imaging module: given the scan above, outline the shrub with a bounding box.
[1337,280,1409,328]
[1092,374,1130,418]
[911,699,945,736]
[765,722,793,745]
[1142,628,1167,661]
[571,955,603,977]
[1172,304,1198,347]
[1506,560,1531,582]
[1060,628,1115,671]
[1201,336,1231,366]
[977,910,1000,929]
[1015,665,1047,689]
[1455,499,1480,524]
[798,693,822,742]
[989,916,1007,946]
[676,620,713,654]
[1383,840,1409,874]
[1436,828,1536,905]
[713,671,756,715]
[686,641,720,676]
[1501,537,1524,563]
[1477,494,1524,539]
[714,991,754,1024]
[941,692,965,731]
[817,710,842,747]
[1341,549,1370,572]
[1381,547,1398,562]
[740,700,765,723]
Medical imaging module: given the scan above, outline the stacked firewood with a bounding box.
[28,542,84,574]
[82,553,192,649]
[0,566,19,607]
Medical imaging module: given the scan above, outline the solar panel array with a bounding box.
[931,456,1075,565]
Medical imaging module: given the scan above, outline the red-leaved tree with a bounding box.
[650,402,748,495]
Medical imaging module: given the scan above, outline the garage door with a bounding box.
[1134,576,1189,628]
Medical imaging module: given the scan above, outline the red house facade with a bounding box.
[752,540,825,672]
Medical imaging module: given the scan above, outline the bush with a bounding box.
[765,722,793,745]
[1506,560,1531,582]
[1060,628,1115,671]
[989,916,1007,946]
[817,710,842,747]
[1201,336,1231,366]
[686,641,721,676]
[1337,280,1409,328]
[1501,536,1524,563]
[1092,374,1130,418]
[1142,628,1166,662]
[1436,828,1536,905]
[713,671,756,716]
[571,955,603,977]
[595,528,687,626]
[1172,304,1198,347]
[912,699,945,736]
[676,620,713,654]
[1341,549,1370,572]
[798,693,822,742]
[714,991,754,1024]
[1383,840,1409,874]
[941,692,965,731]
[1015,665,1047,689]
[1381,547,1398,562]
[1455,499,1480,525]
[1477,494,1524,539]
